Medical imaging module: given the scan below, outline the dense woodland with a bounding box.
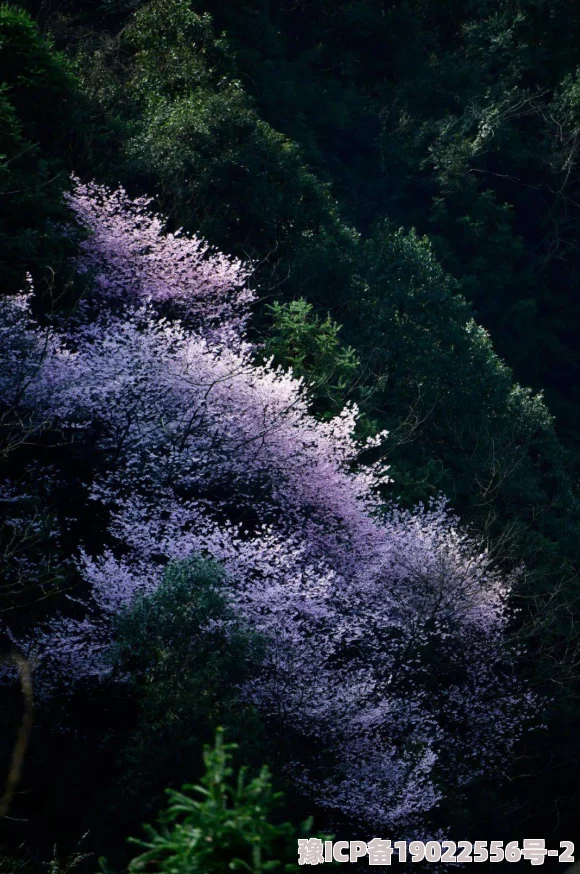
[1,0,580,870]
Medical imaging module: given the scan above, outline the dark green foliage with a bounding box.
[180,0,580,449]
[0,4,78,293]
[110,558,266,817]
[71,0,355,303]
[349,223,580,680]
[350,223,563,508]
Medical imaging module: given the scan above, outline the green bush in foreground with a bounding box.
[101,729,322,874]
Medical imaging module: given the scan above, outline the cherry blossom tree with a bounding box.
[65,178,253,343]
[0,179,534,832]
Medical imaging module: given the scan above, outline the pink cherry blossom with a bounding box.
[0,180,534,833]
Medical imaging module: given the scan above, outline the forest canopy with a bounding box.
[1,0,580,870]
